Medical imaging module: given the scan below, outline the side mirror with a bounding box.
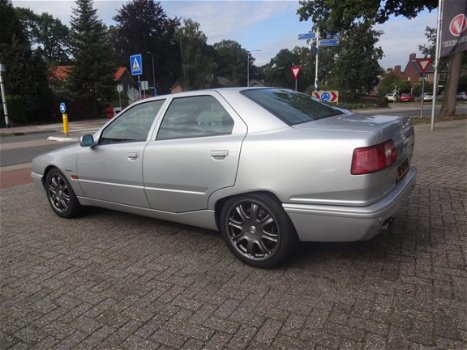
[80,134,95,147]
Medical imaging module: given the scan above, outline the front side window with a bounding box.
[241,88,344,126]
[157,95,234,140]
[100,100,165,144]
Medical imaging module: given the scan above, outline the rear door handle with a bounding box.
[128,152,139,160]
[210,150,229,160]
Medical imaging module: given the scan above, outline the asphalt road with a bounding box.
[0,103,465,178]
[0,133,75,167]
[357,103,467,118]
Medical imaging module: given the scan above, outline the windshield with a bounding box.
[241,88,344,126]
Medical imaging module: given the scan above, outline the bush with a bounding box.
[5,96,27,124]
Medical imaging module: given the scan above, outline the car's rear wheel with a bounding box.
[220,193,297,268]
[45,168,82,218]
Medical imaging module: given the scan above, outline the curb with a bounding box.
[0,129,58,137]
[47,136,79,143]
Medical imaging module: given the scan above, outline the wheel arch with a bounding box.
[42,165,59,188]
[213,190,290,231]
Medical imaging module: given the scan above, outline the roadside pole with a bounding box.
[117,84,123,110]
[0,63,9,128]
[59,102,68,137]
[431,0,443,131]
[314,29,320,91]
[420,75,425,118]
[416,58,432,118]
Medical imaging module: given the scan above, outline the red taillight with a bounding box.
[351,140,397,175]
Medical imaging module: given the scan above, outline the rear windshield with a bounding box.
[241,88,344,126]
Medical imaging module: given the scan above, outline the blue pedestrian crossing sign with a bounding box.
[130,54,143,76]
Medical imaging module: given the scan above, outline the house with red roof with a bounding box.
[48,65,135,88]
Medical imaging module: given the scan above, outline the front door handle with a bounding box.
[128,152,139,160]
[210,150,229,160]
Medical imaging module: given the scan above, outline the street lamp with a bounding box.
[247,49,261,87]
[146,51,156,96]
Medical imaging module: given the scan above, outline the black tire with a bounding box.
[45,168,82,218]
[220,193,298,268]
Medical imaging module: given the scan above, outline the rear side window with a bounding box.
[241,88,343,125]
[157,95,234,140]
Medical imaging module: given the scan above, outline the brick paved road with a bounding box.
[1,120,466,349]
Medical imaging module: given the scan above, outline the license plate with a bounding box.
[396,159,409,183]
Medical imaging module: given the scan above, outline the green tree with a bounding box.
[297,0,437,34]
[175,19,216,90]
[418,25,466,115]
[332,23,383,97]
[377,73,407,95]
[291,46,314,91]
[69,0,116,116]
[0,0,28,47]
[213,40,248,86]
[297,0,460,116]
[0,0,52,125]
[15,7,71,64]
[113,0,180,92]
[412,80,433,97]
[263,49,298,89]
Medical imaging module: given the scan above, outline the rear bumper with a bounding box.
[283,167,417,242]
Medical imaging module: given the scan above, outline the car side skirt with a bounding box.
[77,197,218,231]
[283,167,417,242]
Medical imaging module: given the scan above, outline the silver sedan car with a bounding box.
[32,88,416,268]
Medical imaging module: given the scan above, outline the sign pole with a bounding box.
[314,29,320,91]
[59,102,68,137]
[138,76,141,100]
[431,0,443,131]
[420,74,425,118]
[295,78,298,92]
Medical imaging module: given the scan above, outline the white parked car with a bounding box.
[385,93,398,102]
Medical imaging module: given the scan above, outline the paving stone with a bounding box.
[203,331,233,350]
[254,318,283,345]
[1,120,466,349]
[121,335,161,349]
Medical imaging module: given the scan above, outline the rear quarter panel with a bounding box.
[209,115,413,208]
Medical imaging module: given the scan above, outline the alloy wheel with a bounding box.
[225,200,281,261]
[47,173,71,213]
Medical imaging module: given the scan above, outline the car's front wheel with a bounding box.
[220,193,297,268]
[45,168,82,218]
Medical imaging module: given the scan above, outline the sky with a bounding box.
[12,0,438,70]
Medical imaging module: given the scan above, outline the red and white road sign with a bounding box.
[416,58,432,73]
[449,13,467,37]
[312,90,338,103]
[290,66,302,80]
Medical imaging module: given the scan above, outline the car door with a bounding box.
[143,93,247,213]
[76,99,165,207]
